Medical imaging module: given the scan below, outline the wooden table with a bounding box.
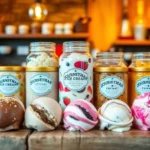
[0,129,31,150]
[1,128,150,150]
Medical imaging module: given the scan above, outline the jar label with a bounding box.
[30,74,52,96]
[100,76,125,99]
[136,76,150,94]
[63,68,88,91]
[0,75,20,96]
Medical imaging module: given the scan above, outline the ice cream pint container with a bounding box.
[59,41,93,110]
[94,52,128,109]
[26,67,58,107]
[0,66,25,105]
[129,53,150,106]
[26,42,58,107]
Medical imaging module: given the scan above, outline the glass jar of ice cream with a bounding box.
[26,42,58,107]
[0,66,25,105]
[26,42,58,67]
[59,41,93,110]
[94,52,128,109]
[129,53,150,106]
[26,67,58,107]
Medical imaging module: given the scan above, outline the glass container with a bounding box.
[59,41,93,110]
[94,52,128,109]
[129,52,150,106]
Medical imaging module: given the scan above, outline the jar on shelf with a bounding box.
[18,25,29,34]
[128,53,150,106]
[59,41,93,110]
[26,42,58,107]
[94,52,128,109]
[0,66,25,105]
[26,42,58,67]
[42,23,54,35]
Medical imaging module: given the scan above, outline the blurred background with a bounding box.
[0,0,149,65]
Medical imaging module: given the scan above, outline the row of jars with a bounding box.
[0,41,149,110]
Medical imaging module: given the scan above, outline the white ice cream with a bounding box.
[99,99,133,132]
[25,97,62,131]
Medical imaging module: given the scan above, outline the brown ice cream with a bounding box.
[0,97,25,131]
[31,104,56,127]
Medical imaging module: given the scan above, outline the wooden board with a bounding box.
[28,128,150,150]
[0,129,31,150]
[0,33,88,39]
[114,39,150,46]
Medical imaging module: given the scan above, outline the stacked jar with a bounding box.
[94,52,128,109]
[26,42,58,107]
[128,53,150,106]
[59,41,93,110]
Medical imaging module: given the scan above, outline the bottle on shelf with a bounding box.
[119,0,133,39]
[134,0,146,40]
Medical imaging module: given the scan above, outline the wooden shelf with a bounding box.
[1,128,150,150]
[114,40,150,46]
[0,33,89,39]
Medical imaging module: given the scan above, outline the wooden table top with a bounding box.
[0,128,150,150]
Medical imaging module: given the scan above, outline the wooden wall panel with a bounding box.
[0,0,87,24]
[88,0,150,51]
[88,0,121,51]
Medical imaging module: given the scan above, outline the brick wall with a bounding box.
[0,0,87,24]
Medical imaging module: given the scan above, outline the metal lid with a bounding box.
[30,42,56,52]
[0,66,25,71]
[94,67,128,73]
[26,67,58,72]
[129,67,150,72]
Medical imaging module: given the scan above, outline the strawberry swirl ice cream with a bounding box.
[63,99,98,132]
[59,42,93,110]
[131,92,150,130]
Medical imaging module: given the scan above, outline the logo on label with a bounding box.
[63,68,88,91]
[0,75,20,95]
[136,76,150,94]
[100,76,125,99]
[30,74,52,96]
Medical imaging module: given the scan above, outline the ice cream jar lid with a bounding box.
[129,67,150,72]
[0,66,25,71]
[94,67,128,73]
[26,67,58,72]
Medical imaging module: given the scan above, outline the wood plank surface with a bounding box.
[0,129,31,150]
[28,128,150,150]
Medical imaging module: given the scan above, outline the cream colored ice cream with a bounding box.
[98,99,133,132]
[25,97,62,131]
[27,52,58,67]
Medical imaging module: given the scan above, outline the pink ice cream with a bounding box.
[131,92,150,130]
[63,99,98,132]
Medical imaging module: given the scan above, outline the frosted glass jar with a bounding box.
[26,67,58,107]
[0,66,25,105]
[26,42,58,67]
[59,41,93,110]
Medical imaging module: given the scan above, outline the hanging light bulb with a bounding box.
[28,0,48,21]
